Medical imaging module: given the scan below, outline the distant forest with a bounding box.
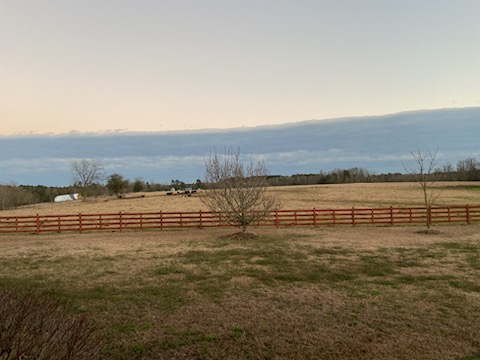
[0,157,479,211]
[269,157,480,186]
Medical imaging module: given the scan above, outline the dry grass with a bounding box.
[273,182,480,209]
[1,183,480,359]
[1,225,480,359]
[3,182,480,217]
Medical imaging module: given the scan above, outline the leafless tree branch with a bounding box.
[71,159,104,199]
[403,147,441,229]
[202,148,279,234]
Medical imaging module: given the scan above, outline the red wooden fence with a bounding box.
[0,205,479,235]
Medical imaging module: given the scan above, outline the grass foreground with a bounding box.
[1,225,480,359]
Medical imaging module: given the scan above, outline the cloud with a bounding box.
[1,107,479,185]
[258,150,412,168]
[0,157,71,175]
[101,155,205,172]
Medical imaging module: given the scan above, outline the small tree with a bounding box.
[133,178,145,192]
[202,148,279,235]
[71,159,104,199]
[404,148,441,230]
[106,173,129,196]
[171,179,185,190]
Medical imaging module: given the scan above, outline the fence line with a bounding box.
[0,205,479,235]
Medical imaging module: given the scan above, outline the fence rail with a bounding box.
[0,205,479,235]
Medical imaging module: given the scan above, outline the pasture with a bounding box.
[4,182,480,216]
[1,182,480,359]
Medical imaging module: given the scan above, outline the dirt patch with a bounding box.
[415,229,443,235]
[218,231,258,240]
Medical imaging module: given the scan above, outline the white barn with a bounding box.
[54,193,80,203]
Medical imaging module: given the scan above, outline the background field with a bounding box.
[4,182,480,216]
[1,183,480,359]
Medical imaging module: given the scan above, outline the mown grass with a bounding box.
[1,228,480,359]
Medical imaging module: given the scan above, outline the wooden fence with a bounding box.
[0,205,479,235]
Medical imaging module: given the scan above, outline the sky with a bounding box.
[2,1,480,135]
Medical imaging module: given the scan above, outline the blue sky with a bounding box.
[2,1,480,135]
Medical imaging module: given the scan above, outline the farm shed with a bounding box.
[54,193,80,203]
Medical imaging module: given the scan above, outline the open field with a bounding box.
[1,226,480,359]
[1,182,480,359]
[3,182,480,217]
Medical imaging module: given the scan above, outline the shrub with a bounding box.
[0,288,101,360]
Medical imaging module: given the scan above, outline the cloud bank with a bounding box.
[1,107,479,186]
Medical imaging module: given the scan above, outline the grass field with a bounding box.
[1,183,480,359]
[4,181,480,216]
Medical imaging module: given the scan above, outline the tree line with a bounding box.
[267,157,480,186]
[0,156,479,211]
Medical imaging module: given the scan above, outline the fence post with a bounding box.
[390,206,394,225]
[160,211,163,230]
[275,209,279,228]
[199,210,203,229]
[313,208,316,227]
[119,211,123,232]
[351,207,355,226]
[332,209,336,225]
[79,213,83,233]
[36,214,40,235]
[466,205,471,224]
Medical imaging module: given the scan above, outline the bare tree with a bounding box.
[403,148,441,230]
[0,183,35,210]
[71,159,104,199]
[202,148,279,234]
[457,157,480,181]
[0,185,14,210]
